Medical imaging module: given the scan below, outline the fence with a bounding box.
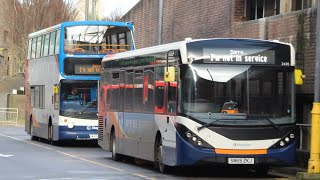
[0,108,18,126]
[296,123,311,151]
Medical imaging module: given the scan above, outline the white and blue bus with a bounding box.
[98,38,303,173]
[25,21,135,144]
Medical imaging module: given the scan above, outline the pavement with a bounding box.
[269,150,309,179]
[270,166,307,179]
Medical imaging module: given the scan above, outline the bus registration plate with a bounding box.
[228,158,254,164]
[89,134,98,139]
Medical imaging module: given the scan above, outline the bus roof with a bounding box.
[102,40,188,63]
[28,21,134,38]
[101,38,294,65]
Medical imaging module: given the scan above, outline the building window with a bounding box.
[292,0,314,11]
[246,0,280,20]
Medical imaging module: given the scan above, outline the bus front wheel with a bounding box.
[48,124,57,145]
[30,120,37,141]
[154,137,170,174]
[111,131,121,161]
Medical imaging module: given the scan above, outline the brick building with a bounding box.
[122,0,318,153]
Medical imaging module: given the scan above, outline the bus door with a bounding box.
[158,66,178,164]
[117,71,125,154]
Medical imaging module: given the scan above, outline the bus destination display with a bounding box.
[202,49,276,65]
[75,64,101,74]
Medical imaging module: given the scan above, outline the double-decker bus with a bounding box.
[98,38,304,173]
[25,21,135,144]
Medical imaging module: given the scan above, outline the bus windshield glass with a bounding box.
[64,25,132,54]
[60,81,97,119]
[180,64,294,126]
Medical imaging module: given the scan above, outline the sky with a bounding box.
[101,0,140,17]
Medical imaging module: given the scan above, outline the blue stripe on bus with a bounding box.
[58,126,97,140]
[176,132,215,165]
[175,132,296,166]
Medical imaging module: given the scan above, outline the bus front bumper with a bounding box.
[175,133,296,166]
[58,126,98,140]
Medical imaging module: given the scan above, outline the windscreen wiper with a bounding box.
[246,115,282,133]
[76,100,97,116]
[197,119,221,131]
[264,118,282,133]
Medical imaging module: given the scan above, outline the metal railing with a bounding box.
[296,123,311,151]
[0,108,18,126]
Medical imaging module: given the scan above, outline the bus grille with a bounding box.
[98,116,104,141]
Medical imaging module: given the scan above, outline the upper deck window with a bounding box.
[27,30,59,60]
[245,0,317,21]
[64,25,132,55]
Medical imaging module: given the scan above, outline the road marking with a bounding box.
[0,153,14,157]
[0,133,155,180]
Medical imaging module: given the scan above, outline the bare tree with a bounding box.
[102,8,124,21]
[2,0,78,73]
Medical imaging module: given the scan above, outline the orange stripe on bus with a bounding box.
[215,149,267,155]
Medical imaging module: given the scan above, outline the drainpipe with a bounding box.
[85,0,89,21]
[92,0,96,20]
[157,0,163,45]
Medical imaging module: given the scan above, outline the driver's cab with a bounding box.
[60,81,97,117]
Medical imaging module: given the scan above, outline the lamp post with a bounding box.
[85,0,89,21]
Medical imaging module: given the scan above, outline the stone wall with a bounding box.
[0,94,25,125]
[7,95,25,124]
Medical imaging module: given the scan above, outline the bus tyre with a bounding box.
[154,137,170,174]
[30,120,37,141]
[111,131,121,161]
[48,124,55,145]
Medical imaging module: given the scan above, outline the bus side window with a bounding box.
[134,70,143,112]
[155,66,165,113]
[110,73,119,111]
[124,70,134,111]
[105,72,112,108]
[143,67,154,112]
[119,71,125,111]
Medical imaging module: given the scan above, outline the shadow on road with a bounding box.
[36,138,99,148]
[104,156,285,179]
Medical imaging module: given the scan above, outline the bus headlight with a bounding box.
[271,131,296,149]
[67,122,74,129]
[186,132,192,138]
[285,137,290,142]
[290,133,295,139]
[192,136,197,142]
[175,124,212,148]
